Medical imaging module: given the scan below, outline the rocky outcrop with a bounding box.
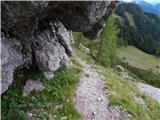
[33,21,72,79]
[1,32,31,93]
[47,1,117,39]
[1,1,117,93]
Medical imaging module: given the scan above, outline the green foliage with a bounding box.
[117,37,128,47]
[75,48,160,120]
[72,32,83,48]
[73,14,119,67]
[95,15,119,67]
[115,3,160,56]
[1,64,82,120]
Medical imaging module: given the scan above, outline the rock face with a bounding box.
[48,1,117,39]
[1,1,117,93]
[33,21,72,79]
[1,32,31,93]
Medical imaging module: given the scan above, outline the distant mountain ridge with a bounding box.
[132,0,160,16]
[121,0,160,16]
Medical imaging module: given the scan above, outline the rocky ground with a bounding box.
[75,57,132,120]
[137,82,160,103]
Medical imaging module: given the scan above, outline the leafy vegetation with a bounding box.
[1,58,82,120]
[115,3,160,56]
[73,14,119,67]
[74,45,160,120]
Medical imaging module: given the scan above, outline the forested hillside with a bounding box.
[115,3,160,56]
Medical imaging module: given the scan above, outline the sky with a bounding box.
[121,0,160,4]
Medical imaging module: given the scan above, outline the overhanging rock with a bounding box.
[1,1,117,93]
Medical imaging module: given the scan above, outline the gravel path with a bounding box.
[137,82,160,103]
[75,57,132,120]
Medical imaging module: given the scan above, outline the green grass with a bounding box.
[124,12,136,29]
[117,46,160,87]
[74,47,160,120]
[1,58,82,120]
[102,68,160,120]
[117,46,160,75]
[72,32,97,47]
[121,62,160,88]
[73,14,119,67]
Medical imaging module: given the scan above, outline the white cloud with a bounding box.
[121,0,160,4]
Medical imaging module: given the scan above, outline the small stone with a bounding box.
[97,95,103,101]
[91,111,96,119]
[105,91,109,94]
[44,72,54,80]
[97,97,101,101]
[79,43,90,54]
[61,116,67,120]
[27,112,33,117]
[31,96,36,100]
[23,80,45,96]
[116,65,125,72]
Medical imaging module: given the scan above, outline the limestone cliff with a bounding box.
[1,1,117,93]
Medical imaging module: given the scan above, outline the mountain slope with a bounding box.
[117,46,160,74]
[117,46,160,88]
[115,3,160,56]
[156,3,160,16]
[74,45,160,120]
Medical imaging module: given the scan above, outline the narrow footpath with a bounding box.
[75,57,132,120]
[137,82,160,103]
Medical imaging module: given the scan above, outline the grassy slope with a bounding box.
[117,46,160,74]
[125,12,136,29]
[117,46,160,88]
[1,57,82,120]
[74,46,160,120]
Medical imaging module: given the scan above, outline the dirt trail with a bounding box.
[137,82,160,103]
[75,57,132,120]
